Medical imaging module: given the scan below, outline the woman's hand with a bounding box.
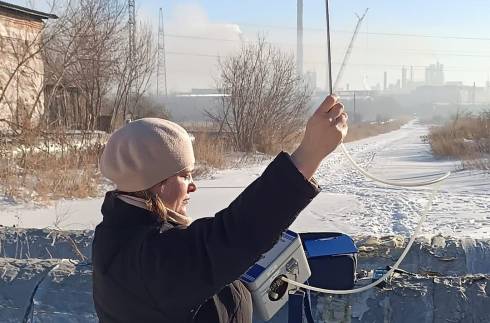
[291,95,348,179]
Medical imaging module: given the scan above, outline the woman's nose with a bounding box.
[188,182,197,193]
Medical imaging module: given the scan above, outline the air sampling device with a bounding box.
[240,230,311,321]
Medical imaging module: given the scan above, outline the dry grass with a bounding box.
[427,112,490,170]
[1,122,231,201]
[191,131,230,177]
[344,118,411,143]
[254,126,305,156]
[0,130,105,203]
[189,118,411,166]
[236,119,411,155]
[187,118,410,163]
[0,116,414,203]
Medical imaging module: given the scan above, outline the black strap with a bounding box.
[288,290,305,323]
[303,289,315,323]
[288,287,315,323]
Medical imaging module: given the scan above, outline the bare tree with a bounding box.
[0,0,155,201]
[211,38,312,153]
[132,95,170,120]
[43,0,127,130]
[43,0,155,131]
[0,1,62,134]
[109,21,156,131]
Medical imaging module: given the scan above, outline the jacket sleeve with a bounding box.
[140,152,320,314]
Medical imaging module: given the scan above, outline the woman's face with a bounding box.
[152,170,196,216]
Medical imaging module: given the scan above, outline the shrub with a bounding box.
[427,111,489,169]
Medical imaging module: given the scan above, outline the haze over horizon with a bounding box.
[12,0,490,93]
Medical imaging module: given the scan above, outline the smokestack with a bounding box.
[402,66,407,89]
[297,0,303,76]
[410,65,414,82]
[383,71,387,91]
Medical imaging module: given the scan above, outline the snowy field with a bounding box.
[1,120,489,238]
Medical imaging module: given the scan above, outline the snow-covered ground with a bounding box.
[1,120,489,238]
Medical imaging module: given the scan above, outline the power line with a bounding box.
[164,51,489,72]
[166,33,240,42]
[166,51,222,58]
[164,33,490,58]
[235,22,490,42]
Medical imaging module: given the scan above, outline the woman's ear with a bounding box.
[149,181,165,195]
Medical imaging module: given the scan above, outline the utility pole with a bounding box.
[128,0,136,63]
[353,91,357,123]
[127,0,136,119]
[472,81,476,105]
[157,8,168,96]
[297,0,303,76]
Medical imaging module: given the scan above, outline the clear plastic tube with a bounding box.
[340,143,451,187]
[281,182,440,294]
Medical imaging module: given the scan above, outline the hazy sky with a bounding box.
[15,0,490,93]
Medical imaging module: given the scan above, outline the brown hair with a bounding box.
[119,189,168,222]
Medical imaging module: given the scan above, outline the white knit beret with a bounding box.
[100,118,195,192]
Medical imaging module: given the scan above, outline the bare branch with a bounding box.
[212,37,312,153]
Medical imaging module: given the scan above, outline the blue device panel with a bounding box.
[303,234,358,258]
[241,230,297,283]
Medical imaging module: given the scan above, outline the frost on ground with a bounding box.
[190,120,490,239]
[1,120,488,239]
[308,120,489,239]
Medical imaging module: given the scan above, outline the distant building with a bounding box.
[425,62,444,86]
[460,84,489,105]
[304,70,317,91]
[412,82,489,106]
[413,85,460,105]
[336,90,379,99]
[0,1,57,130]
[445,81,463,87]
[190,88,222,95]
[388,79,401,90]
[401,66,407,89]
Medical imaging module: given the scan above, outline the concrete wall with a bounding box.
[0,228,489,322]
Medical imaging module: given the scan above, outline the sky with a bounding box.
[13,0,490,93]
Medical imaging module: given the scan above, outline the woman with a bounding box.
[92,95,348,322]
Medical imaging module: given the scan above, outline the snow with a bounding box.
[4,131,107,158]
[1,120,489,239]
[1,120,489,322]
[189,120,489,238]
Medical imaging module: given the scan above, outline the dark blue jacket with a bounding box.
[92,152,320,322]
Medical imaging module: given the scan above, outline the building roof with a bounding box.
[0,1,58,20]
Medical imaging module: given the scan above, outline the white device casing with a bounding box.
[240,230,311,321]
